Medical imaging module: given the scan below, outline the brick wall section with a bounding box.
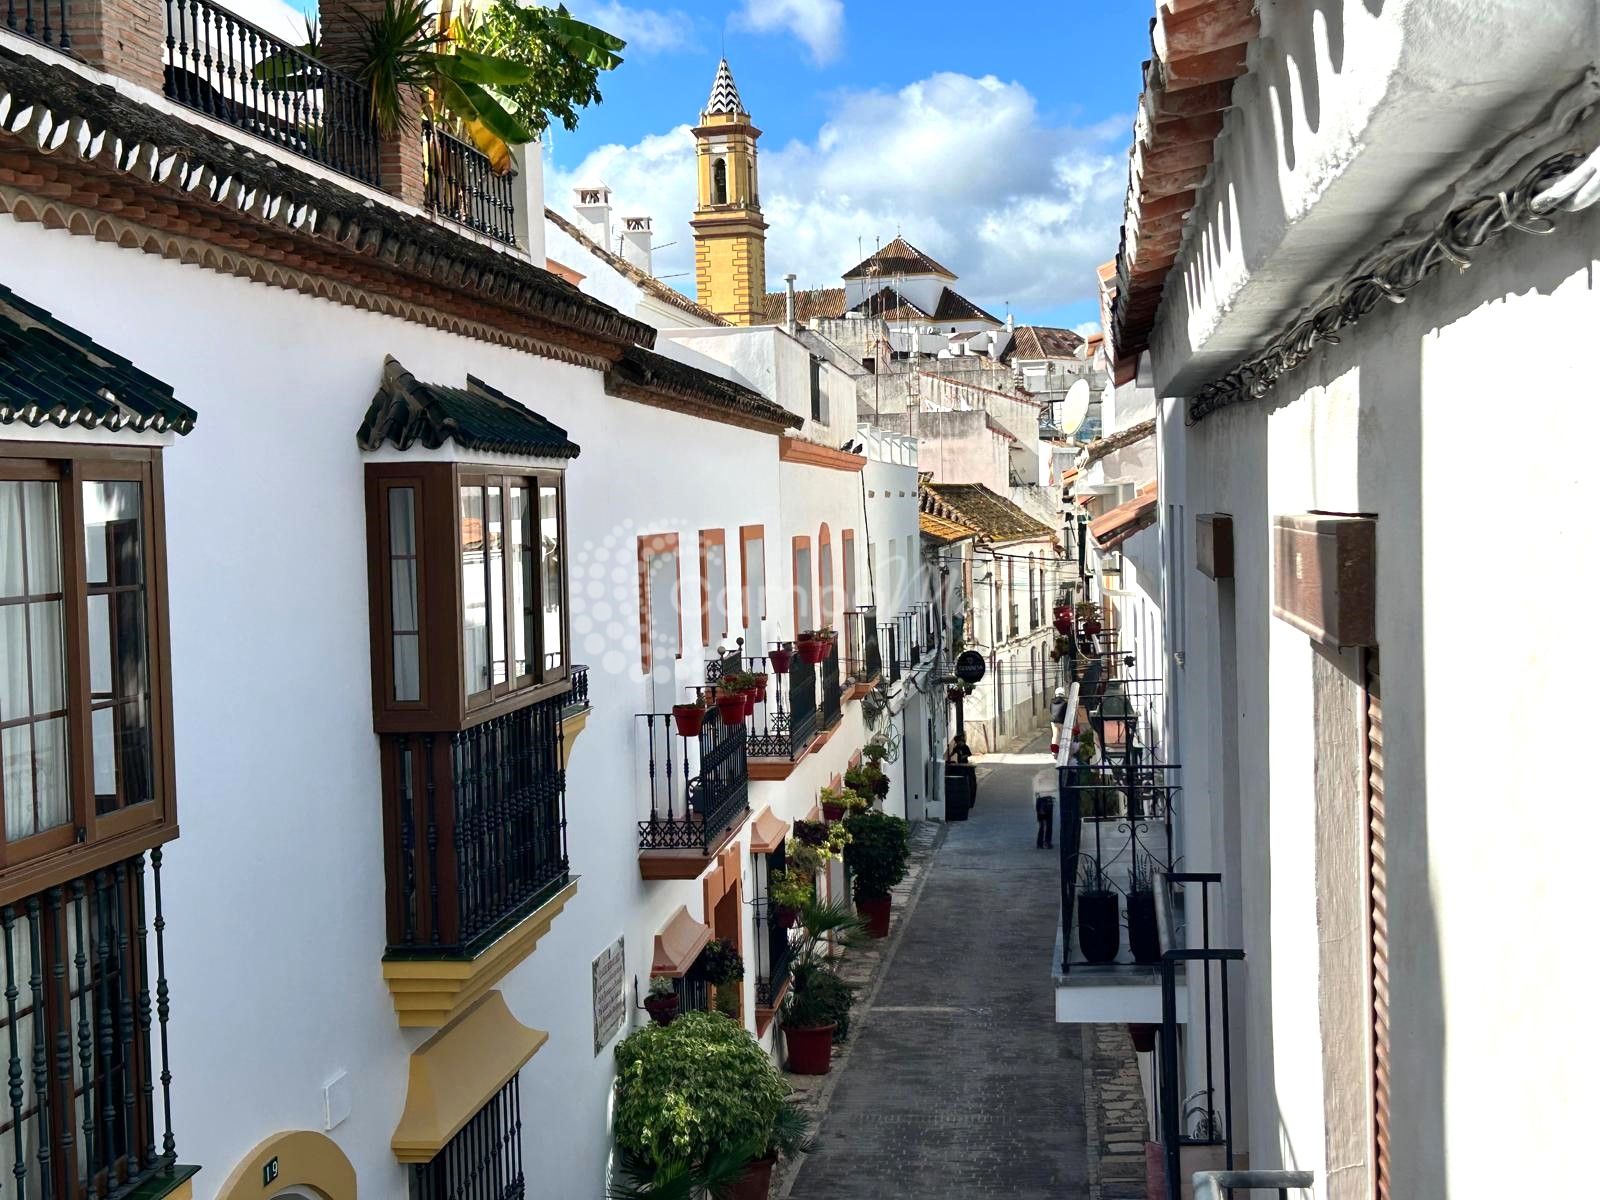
[319,0,427,206]
[67,0,167,92]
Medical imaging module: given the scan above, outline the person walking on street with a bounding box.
[950,733,977,806]
[1049,686,1069,754]
[1035,790,1054,849]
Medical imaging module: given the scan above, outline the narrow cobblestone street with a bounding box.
[785,734,1089,1199]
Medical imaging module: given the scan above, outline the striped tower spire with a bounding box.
[704,58,746,117]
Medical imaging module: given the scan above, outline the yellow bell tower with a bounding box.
[691,59,767,326]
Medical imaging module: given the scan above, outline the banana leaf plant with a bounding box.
[253,0,623,174]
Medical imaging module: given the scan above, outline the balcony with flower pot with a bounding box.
[710,648,820,782]
[637,701,751,880]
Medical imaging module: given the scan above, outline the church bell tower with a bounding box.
[691,59,767,325]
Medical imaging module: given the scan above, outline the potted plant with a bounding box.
[819,785,850,822]
[699,938,745,1018]
[715,678,751,724]
[643,976,679,1027]
[1127,855,1160,964]
[1076,861,1121,965]
[861,738,890,766]
[795,630,830,664]
[610,1012,790,1197]
[843,809,910,938]
[769,869,812,929]
[767,643,794,673]
[672,699,708,738]
[779,899,865,1074]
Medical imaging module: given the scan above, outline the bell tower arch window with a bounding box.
[712,158,728,206]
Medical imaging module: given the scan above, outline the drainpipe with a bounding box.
[783,273,797,334]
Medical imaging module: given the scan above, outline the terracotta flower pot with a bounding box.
[715,692,749,724]
[672,703,707,738]
[822,802,846,822]
[768,647,794,673]
[743,687,762,718]
[783,1023,837,1075]
[1083,619,1102,636]
[857,894,891,938]
[796,638,828,665]
[730,1155,777,1200]
[775,904,799,929]
[1127,1023,1158,1054]
[643,992,679,1027]
[1054,614,1072,635]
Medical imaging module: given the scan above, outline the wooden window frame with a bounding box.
[0,444,176,906]
[791,535,813,636]
[739,525,765,631]
[637,533,682,673]
[699,530,728,648]
[364,463,571,736]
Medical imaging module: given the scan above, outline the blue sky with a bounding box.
[280,0,1150,328]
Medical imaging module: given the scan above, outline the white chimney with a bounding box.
[783,272,797,332]
[573,184,612,251]
[511,136,545,265]
[620,216,653,274]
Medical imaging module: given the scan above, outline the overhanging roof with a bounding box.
[1,283,194,435]
[1090,491,1159,549]
[606,345,802,434]
[922,481,1054,544]
[1080,418,1156,466]
[358,357,579,457]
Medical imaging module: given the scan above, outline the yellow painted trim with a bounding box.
[559,707,589,768]
[215,1130,356,1200]
[392,991,548,1164]
[168,1183,195,1200]
[382,879,579,1028]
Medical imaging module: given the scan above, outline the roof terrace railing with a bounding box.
[5,0,69,50]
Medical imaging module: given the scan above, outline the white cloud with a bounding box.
[549,71,1128,321]
[732,0,844,65]
[567,2,695,54]
[1072,320,1102,337]
[216,0,307,41]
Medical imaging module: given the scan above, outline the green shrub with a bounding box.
[698,938,744,987]
[842,809,910,901]
[613,1012,788,1171]
[782,962,856,1042]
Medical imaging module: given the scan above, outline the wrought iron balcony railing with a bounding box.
[637,710,750,853]
[878,619,904,683]
[383,691,570,958]
[710,651,818,762]
[565,663,590,714]
[423,118,517,245]
[0,852,195,1200]
[163,0,381,185]
[818,641,843,731]
[754,899,796,1008]
[843,606,881,684]
[5,0,68,49]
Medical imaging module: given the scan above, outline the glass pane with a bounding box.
[388,486,416,556]
[460,487,489,694]
[390,560,418,633]
[507,487,532,678]
[2,724,34,839]
[22,481,60,592]
[487,486,506,687]
[27,599,65,714]
[88,592,112,695]
[0,604,27,722]
[83,480,152,816]
[92,705,116,797]
[0,483,21,598]
[34,715,68,829]
[540,485,563,673]
[394,634,420,703]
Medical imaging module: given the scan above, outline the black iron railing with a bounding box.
[0,853,191,1200]
[637,711,749,853]
[1079,675,1165,762]
[879,621,902,683]
[565,664,590,713]
[423,118,517,245]
[412,1073,525,1200]
[1057,756,1182,973]
[1156,874,1245,1200]
[752,843,795,1007]
[672,967,711,1015]
[714,651,818,761]
[843,606,881,684]
[384,691,570,957]
[163,0,380,185]
[5,0,68,49]
[818,642,843,730]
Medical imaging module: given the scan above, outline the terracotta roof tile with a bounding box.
[1080,418,1155,466]
[1007,325,1085,360]
[759,287,848,324]
[605,345,802,433]
[921,482,1054,544]
[843,236,957,281]
[1090,490,1159,550]
[358,356,580,458]
[932,288,1001,324]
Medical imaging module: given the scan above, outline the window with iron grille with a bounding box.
[411,1075,525,1200]
[0,853,179,1199]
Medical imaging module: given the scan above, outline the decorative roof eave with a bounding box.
[919,511,977,544]
[1090,491,1159,550]
[545,207,729,327]
[0,45,655,365]
[605,345,801,436]
[1079,418,1156,467]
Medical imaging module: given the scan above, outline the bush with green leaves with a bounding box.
[769,869,813,911]
[842,809,910,901]
[613,1012,787,1176]
[698,938,744,987]
[782,961,855,1042]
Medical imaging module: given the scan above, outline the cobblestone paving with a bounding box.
[784,738,1090,1199]
[1083,1024,1150,1200]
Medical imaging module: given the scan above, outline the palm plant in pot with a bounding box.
[610,1011,807,1199]
[779,899,864,1075]
[1126,854,1161,964]
[842,809,910,938]
[1076,860,1121,964]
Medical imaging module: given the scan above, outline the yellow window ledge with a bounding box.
[382,878,579,1029]
[393,990,548,1164]
[560,706,590,768]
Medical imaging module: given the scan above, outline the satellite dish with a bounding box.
[1059,379,1091,434]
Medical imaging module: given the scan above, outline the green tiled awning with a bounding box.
[0,284,195,435]
[357,356,580,458]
